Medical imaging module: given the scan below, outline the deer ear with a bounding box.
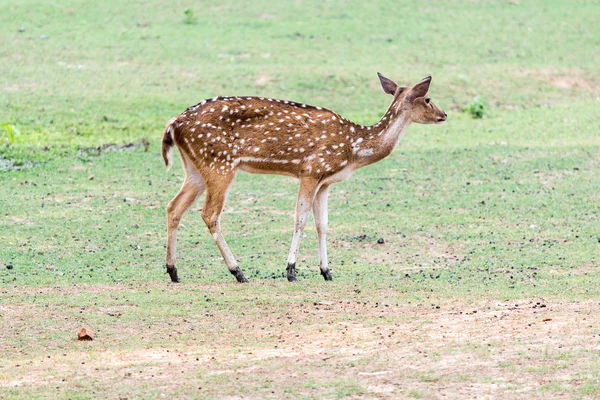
[406,76,432,101]
[377,72,398,95]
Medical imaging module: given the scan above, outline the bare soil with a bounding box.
[1,284,599,399]
[516,68,599,92]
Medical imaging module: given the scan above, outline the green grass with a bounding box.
[1,0,600,398]
[2,0,599,148]
[2,106,598,297]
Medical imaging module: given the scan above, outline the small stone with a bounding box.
[377,238,385,244]
[6,264,13,270]
[77,328,94,341]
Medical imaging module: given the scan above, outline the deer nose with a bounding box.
[443,112,447,117]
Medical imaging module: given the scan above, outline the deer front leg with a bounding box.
[166,179,205,282]
[286,178,320,282]
[312,184,332,281]
[201,173,248,283]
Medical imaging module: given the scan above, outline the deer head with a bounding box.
[378,73,447,124]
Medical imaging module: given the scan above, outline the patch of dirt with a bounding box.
[3,83,39,92]
[257,13,276,20]
[113,61,132,68]
[78,139,150,157]
[0,157,36,171]
[2,285,599,399]
[339,232,465,269]
[533,168,577,187]
[255,73,274,88]
[516,68,599,92]
[9,216,36,226]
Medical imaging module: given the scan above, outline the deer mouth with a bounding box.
[436,117,446,123]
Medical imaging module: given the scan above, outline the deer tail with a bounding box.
[162,119,177,170]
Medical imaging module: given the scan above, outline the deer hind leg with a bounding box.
[201,172,248,283]
[312,184,332,281]
[166,165,206,282]
[286,178,320,282]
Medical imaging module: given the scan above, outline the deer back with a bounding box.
[170,96,364,179]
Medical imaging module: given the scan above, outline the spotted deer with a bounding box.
[162,73,447,283]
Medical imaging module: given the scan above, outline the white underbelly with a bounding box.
[322,165,355,185]
[238,163,298,178]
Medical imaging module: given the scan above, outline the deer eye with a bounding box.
[425,98,431,104]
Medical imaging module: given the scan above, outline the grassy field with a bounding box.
[1,0,600,398]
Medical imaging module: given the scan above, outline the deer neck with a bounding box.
[350,99,412,167]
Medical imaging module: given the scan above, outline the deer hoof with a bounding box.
[321,270,332,281]
[286,263,297,282]
[166,265,180,283]
[231,267,248,283]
